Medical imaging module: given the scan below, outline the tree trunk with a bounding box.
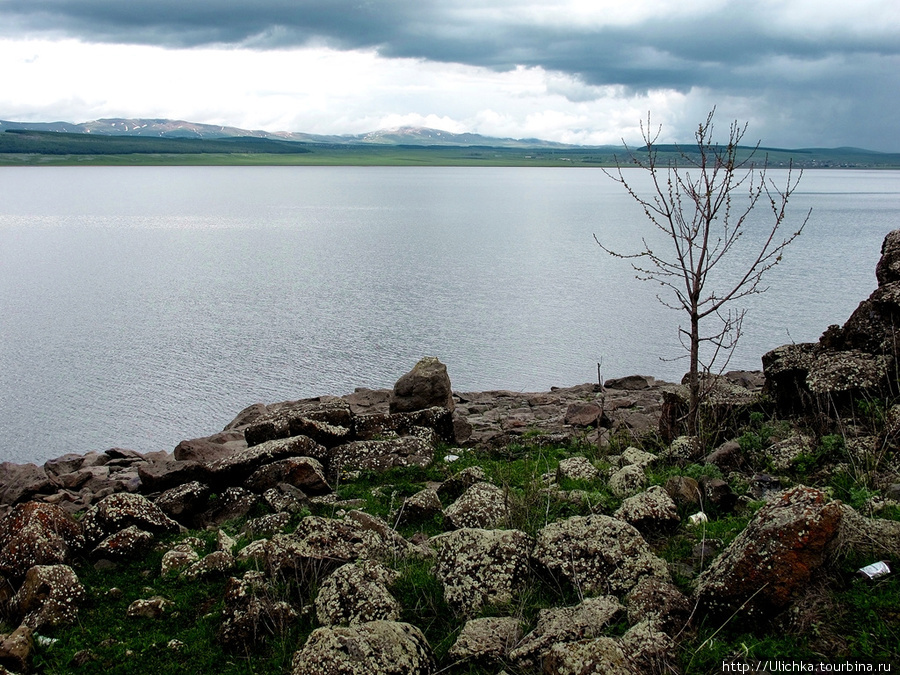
[688,311,700,436]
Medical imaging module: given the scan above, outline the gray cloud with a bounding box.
[2,0,898,149]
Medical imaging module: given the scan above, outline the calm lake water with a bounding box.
[1,166,899,463]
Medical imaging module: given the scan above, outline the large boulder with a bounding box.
[243,457,331,495]
[509,596,624,671]
[434,528,533,615]
[219,571,297,652]
[542,637,637,675]
[292,621,434,675]
[0,503,84,579]
[327,437,434,479]
[695,486,843,619]
[81,493,180,546]
[389,357,454,414]
[443,482,508,530]
[0,464,53,506]
[314,561,400,626]
[532,515,669,596]
[10,564,85,630]
[447,616,522,664]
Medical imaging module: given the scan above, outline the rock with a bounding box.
[137,459,209,493]
[619,446,658,470]
[564,402,604,427]
[219,571,297,651]
[328,437,434,479]
[659,435,702,464]
[434,528,533,615]
[609,464,646,498]
[292,621,434,675]
[705,440,744,471]
[197,488,258,529]
[173,433,246,463]
[315,561,400,626]
[606,375,654,390]
[624,576,691,636]
[160,545,200,576]
[91,525,154,560]
[11,564,85,630]
[533,514,668,596]
[557,457,599,482]
[43,453,86,478]
[509,596,625,671]
[543,637,637,675]
[208,435,327,484]
[243,398,353,447]
[748,474,783,501]
[699,476,737,512]
[397,489,443,526]
[0,463,53,506]
[437,466,486,500]
[0,624,33,673]
[81,493,180,546]
[696,486,843,619]
[614,487,679,533]
[664,476,701,507]
[620,620,676,674]
[243,457,331,495]
[0,502,84,579]
[352,408,455,444]
[443,482,507,530]
[875,229,900,285]
[181,550,234,580]
[829,503,900,559]
[126,596,174,619]
[222,403,269,432]
[447,616,522,663]
[242,512,291,538]
[154,481,211,523]
[762,343,817,415]
[265,516,393,579]
[263,484,309,514]
[389,356,454,414]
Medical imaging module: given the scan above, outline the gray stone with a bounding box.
[389,356,454,414]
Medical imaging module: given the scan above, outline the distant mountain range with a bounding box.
[0,118,571,148]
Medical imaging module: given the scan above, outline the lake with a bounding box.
[1,166,899,463]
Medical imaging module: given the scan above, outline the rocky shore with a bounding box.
[1,234,900,674]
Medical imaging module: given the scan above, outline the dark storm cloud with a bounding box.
[2,0,896,94]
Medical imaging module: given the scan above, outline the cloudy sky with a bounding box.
[1,0,898,150]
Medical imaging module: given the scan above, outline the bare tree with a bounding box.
[596,109,809,435]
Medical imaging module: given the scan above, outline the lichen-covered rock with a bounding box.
[219,571,297,651]
[154,481,211,522]
[764,435,815,471]
[389,356,454,414]
[806,350,891,394]
[608,464,646,498]
[624,576,691,636]
[509,596,624,670]
[242,512,291,538]
[543,637,637,675]
[197,487,258,529]
[315,561,400,626]
[91,525,154,560]
[695,486,843,619]
[209,435,327,483]
[619,447,658,470]
[11,564,85,630]
[126,596,174,619]
[292,620,434,675]
[447,616,522,663]
[434,528,532,615]
[443,482,507,530]
[0,502,84,578]
[620,620,676,675]
[328,437,434,480]
[263,484,309,514]
[437,466,486,500]
[265,516,392,579]
[557,457,599,482]
[397,489,442,527]
[533,515,668,596]
[161,544,200,576]
[613,487,679,533]
[0,624,33,673]
[659,435,701,464]
[181,550,234,580]
[81,493,180,545]
[244,457,331,495]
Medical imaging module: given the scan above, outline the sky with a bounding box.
[0,0,898,150]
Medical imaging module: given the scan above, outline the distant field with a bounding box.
[2,129,900,168]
